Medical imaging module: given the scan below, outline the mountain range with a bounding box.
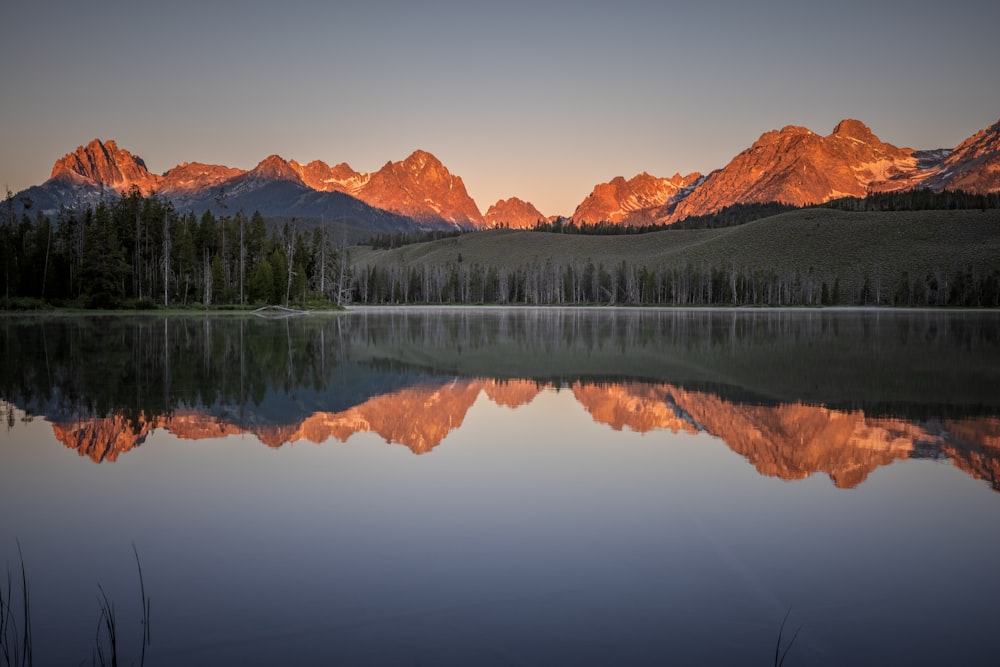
[13,117,1000,231]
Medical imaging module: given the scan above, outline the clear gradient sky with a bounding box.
[2,0,998,216]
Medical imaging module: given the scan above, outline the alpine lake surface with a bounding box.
[1,306,999,666]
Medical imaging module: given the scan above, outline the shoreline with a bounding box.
[3,303,999,318]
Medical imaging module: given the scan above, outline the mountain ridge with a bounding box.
[28,143,486,231]
[15,117,1000,229]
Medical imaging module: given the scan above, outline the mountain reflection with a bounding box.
[3,308,1000,490]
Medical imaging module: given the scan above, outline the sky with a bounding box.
[2,0,998,217]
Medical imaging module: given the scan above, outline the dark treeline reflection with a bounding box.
[346,307,1000,415]
[3,309,1000,491]
[3,308,1000,430]
[3,315,342,426]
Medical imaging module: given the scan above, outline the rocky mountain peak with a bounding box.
[404,148,437,166]
[572,170,702,225]
[393,150,452,182]
[25,117,1000,230]
[778,125,814,136]
[483,197,547,229]
[660,120,920,222]
[927,117,1000,194]
[364,150,484,227]
[161,162,245,196]
[50,138,161,193]
[832,118,877,143]
[250,155,303,183]
[288,159,370,194]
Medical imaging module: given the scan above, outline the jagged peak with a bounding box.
[165,161,232,173]
[257,153,288,166]
[952,118,1000,150]
[757,125,816,144]
[249,155,303,184]
[832,118,877,142]
[405,148,437,162]
[253,154,290,171]
[745,126,813,151]
[289,158,326,170]
[50,137,155,187]
[484,197,547,229]
[79,138,142,164]
[627,172,667,187]
[491,196,527,206]
[398,149,445,173]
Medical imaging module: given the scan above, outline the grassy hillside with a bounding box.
[349,208,1000,305]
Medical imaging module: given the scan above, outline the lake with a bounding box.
[1,307,999,666]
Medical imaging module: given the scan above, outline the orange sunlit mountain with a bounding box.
[50,139,162,194]
[658,119,921,223]
[38,139,498,226]
[571,172,703,226]
[483,197,549,229]
[47,380,1000,492]
[19,117,1000,227]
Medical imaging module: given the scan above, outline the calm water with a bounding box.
[1,307,999,666]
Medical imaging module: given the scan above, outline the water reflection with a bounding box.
[3,308,1000,491]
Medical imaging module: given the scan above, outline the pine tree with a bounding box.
[81,202,128,308]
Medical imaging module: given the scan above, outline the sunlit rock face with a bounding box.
[289,159,370,195]
[924,119,1000,194]
[26,117,1000,228]
[292,150,486,228]
[660,120,921,222]
[564,117,1000,226]
[50,139,163,194]
[571,172,702,226]
[484,197,548,229]
[358,150,485,228]
[40,141,483,229]
[161,162,245,196]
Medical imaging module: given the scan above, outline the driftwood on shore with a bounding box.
[251,305,310,319]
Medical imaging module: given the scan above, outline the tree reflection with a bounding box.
[2,309,999,490]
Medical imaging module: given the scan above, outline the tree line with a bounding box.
[824,188,1000,212]
[1,188,350,309]
[532,201,798,234]
[350,259,1000,307]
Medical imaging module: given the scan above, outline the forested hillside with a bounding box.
[350,208,1000,307]
[2,189,999,309]
[1,188,350,309]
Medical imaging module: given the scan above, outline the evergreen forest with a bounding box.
[2,187,999,310]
